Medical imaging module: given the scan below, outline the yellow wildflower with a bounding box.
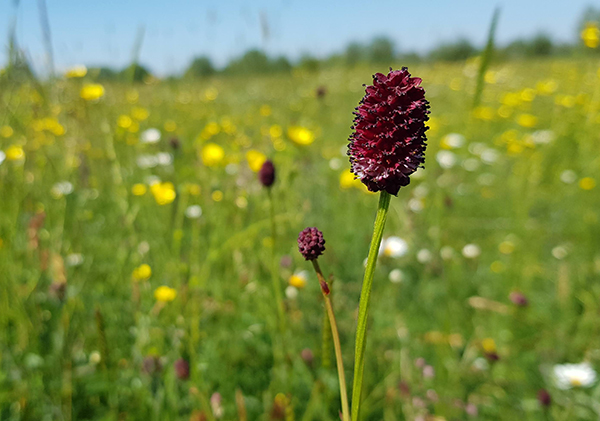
[0,125,13,138]
[164,120,177,132]
[517,114,537,128]
[131,107,149,121]
[269,125,283,138]
[473,106,494,121]
[581,22,600,48]
[579,177,596,190]
[246,150,267,172]
[131,184,147,196]
[204,87,218,101]
[289,272,307,289]
[288,126,315,145]
[80,84,105,101]
[132,264,152,281]
[186,183,202,196]
[260,105,272,116]
[340,169,361,189]
[154,286,177,302]
[212,190,223,202]
[201,143,225,167]
[150,182,176,205]
[482,338,497,353]
[118,115,133,129]
[5,145,24,161]
[65,65,87,78]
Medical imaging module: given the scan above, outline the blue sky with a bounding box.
[0,0,591,76]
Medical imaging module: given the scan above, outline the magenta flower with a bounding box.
[348,67,429,195]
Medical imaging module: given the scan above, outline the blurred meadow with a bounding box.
[3,2,600,421]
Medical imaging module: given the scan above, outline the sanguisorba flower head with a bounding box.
[348,68,429,195]
[258,160,276,187]
[297,227,326,261]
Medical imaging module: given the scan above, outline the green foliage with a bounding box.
[2,52,600,420]
[184,56,216,79]
[429,38,478,61]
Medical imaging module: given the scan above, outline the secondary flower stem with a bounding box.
[312,260,350,421]
[351,190,391,421]
[268,188,286,333]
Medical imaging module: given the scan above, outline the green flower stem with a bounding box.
[351,190,391,421]
[312,260,350,421]
[267,188,286,333]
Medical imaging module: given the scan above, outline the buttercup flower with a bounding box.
[132,264,152,281]
[348,68,429,195]
[80,84,105,101]
[297,227,326,261]
[201,143,225,167]
[581,22,600,48]
[553,362,597,389]
[154,286,177,302]
[289,270,308,288]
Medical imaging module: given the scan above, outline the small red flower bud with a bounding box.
[258,160,276,187]
[297,227,326,261]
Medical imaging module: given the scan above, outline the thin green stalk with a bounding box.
[267,188,286,333]
[312,260,350,421]
[351,190,391,421]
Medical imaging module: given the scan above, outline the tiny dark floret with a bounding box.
[258,160,276,187]
[297,227,326,261]
[348,67,429,195]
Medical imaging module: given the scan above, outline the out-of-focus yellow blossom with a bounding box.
[579,177,596,190]
[150,182,176,205]
[581,22,600,48]
[131,107,149,121]
[288,126,315,145]
[246,150,267,172]
[269,125,283,138]
[154,286,177,302]
[520,88,536,102]
[235,196,248,208]
[5,145,24,161]
[132,264,152,281]
[517,114,538,128]
[204,87,218,101]
[201,143,225,167]
[555,95,575,108]
[497,106,513,119]
[65,65,87,78]
[484,71,496,84]
[482,338,497,353]
[289,272,307,288]
[199,122,221,140]
[185,183,202,196]
[0,126,13,138]
[490,261,505,273]
[501,92,521,107]
[428,116,440,133]
[164,120,177,132]
[80,84,105,101]
[536,80,557,95]
[131,183,147,196]
[473,106,494,121]
[499,241,515,254]
[118,115,133,129]
[128,121,140,133]
[449,78,462,91]
[212,190,223,202]
[260,105,272,116]
[424,331,447,345]
[340,169,361,189]
[126,90,139,104]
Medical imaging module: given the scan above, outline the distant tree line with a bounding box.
[4,5,591,83]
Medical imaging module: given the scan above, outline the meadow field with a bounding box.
[1,57,600,420]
